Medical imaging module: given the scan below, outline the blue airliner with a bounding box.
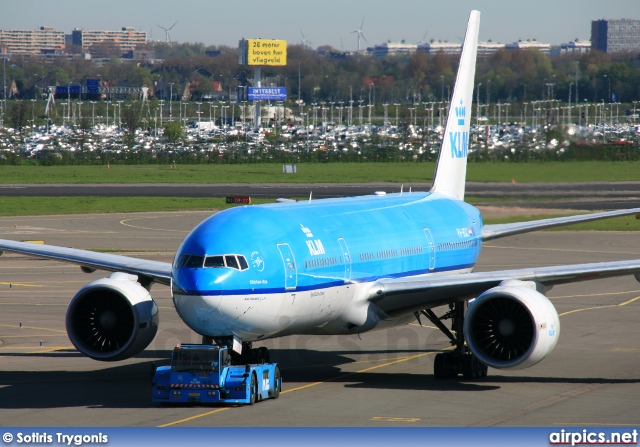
[3,10,640,379]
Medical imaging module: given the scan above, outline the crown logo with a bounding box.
[301,224,314,238]
[455,99,465,125]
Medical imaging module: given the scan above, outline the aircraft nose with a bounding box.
[172,293,224,336]
[171,268,227,335]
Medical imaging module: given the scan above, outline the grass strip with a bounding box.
[2,161,640,184]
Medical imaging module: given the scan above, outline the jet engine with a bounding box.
[464,280,560,370]
[66,272,159,361]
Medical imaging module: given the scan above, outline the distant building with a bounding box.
[370,42,417,58]
[591,19,640,53]
[0,26,65,55]
[560,39,591,53]
[477,41,506,56]
[72,27,146,54]
[506,39,551,54]
[121,49,156,60]
[417,40,461,56]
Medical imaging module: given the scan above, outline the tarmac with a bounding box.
[3,182,640,209]
[1,211,640,426]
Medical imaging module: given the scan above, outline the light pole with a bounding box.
[90,101,96,126]
[169,83,173,121]
[476,82,482,125]
[568,83,573,124]
[196,102,202,133]
[117,100,123,126]
[603,75,610,102]
[394,103,400,128]
[30,99,35,135]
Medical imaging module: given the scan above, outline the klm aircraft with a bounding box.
[3,11,640,379]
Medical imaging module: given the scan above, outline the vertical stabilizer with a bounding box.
[430,10,480,201]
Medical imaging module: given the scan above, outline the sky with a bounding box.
[1,0,638,51]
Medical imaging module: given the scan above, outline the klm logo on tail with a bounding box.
[450,99,469,159]
[455,100,466,125]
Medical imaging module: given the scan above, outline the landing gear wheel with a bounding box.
[462,355,475,379]
[434,353,448,379]
[434,353,458,379]
[273,366,281,399]
[249,373,257,405]
[462,354,487,379]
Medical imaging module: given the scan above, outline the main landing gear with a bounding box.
[204,336,271,365]
[416,301,488,380]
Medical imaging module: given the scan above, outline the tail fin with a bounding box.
[430,10,480,201]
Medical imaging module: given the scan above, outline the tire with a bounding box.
[273,366,281,399]
[462,355,475,379]
[434,353,447,379]
[249,373,257,405]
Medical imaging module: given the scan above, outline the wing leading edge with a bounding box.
[0,239,172,286]
[482,207,640,241]
[367,259,640,318]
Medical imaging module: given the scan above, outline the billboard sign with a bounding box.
[55,85,82,95]
[248,87,286,101]
[240,39,287,66]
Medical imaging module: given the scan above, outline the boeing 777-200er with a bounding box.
[3,10,640,379]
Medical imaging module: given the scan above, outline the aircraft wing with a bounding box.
[0,239,172,286]
[367,259,640,318]
[482,207,640,241]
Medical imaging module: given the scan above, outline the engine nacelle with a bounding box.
[464,280,560,370]
[66,272,159,361]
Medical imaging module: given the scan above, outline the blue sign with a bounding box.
[55,85,82,95]
[248,87,286,101]
[86,79,100,94]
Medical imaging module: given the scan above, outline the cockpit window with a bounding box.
[204,256,225,268]
[185,255,204,268]
[174,254,204,269]
[225,255,239,270]
[203,254,249,271]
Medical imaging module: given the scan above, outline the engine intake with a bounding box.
[464,280,560,370]
[66,272,159,361]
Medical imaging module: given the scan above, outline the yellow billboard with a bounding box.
[246,39,287,66]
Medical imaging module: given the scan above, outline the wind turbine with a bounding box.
[300,29,312,48]
[351,17,367,52]
[157,21,178,43]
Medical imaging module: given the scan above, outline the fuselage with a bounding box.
[171,191,482,341]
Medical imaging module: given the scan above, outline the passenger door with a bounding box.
[338,238,352,281]
[277,243,297,290]
[423,228,436,271]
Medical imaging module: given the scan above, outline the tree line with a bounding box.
[2,42,639,106]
